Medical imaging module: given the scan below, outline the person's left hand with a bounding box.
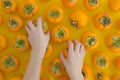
[25,17,50,61]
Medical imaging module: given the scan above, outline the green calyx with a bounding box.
[111,36,120,48]
[52,62,62,74]
[97,56,106,67]
[70,20,79,29]
[24,4,35,14]
[3,0,12,8]
[99,15,112,26]
[89,0,98,6]
[86,36,96,47]
[8,18,18,28]
[15,38,26,49]
[48,9,61,18]
[55,28,66,39]
[96,72,103,80]
[82,70,88,78]
[42,22,47,33]
[3,56,16,69]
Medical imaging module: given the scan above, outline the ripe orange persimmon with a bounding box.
[40,78,48,80]
[106,33,120,52]
[82,64,92,80]
[94,72,109,80]
[108,0,120,12]
[93,12,113,30]
[13,34,29,52]
[49,58,64,76]
[44,43,53,58]
[112,74,120,80]
[7,16,23,32]
[1,0,17,13]
[81,31,99,50]
[114,56,120,70]
[19,0,38,18]
[0,54,19,72]
[84,0,101,10]
[117,19,120,30]
[9,76,22,80]
[69,9,88,29]
[0,71,4,80]
[51,25,70,43]
[0,16,2,24]
[62,0,79,8]
[92,51,109,69]
[46,4,64,23]
[0,34,8,52]
[59,76,69,80]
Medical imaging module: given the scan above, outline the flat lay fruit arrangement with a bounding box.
[0,0,120,80]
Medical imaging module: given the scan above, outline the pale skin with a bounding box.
[23,17,86,80]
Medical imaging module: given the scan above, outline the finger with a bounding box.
[25,26,31,35]
[28,20,36,32]
[68,41,74,57]
[46,31,50,40]
[37,17,43,32]
[74,40,80,53]
[60,52,67,65]
[80,43,86,57]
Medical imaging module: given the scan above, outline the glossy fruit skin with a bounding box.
[59,76,69,80]
[62,0,79,8]
[69,9,88,29]
[112,74,120,80]
[81,31,99,50]
[49,58,64,76]
[40,78,48,80]
[1,0,17,13]
[106,33,120,52]
[7,16,23,32]
[13,34,29,52]
[0,71,4,80]
[51,25,70,43]
[9,76,23,80]
[82,64,92,80]
[84,0,101,10]
[92,51,109,69]
[0,16,2,24]
[46,4,64,23]
[114,56,120,70]
[0,54,19,72]
[19,0,38,18]
[94,72,109,80]
[108,0,120,12]
[93,12,113,30]
[0,34,8,52]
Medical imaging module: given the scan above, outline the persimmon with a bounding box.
[0,71,4,80]
[82,64,92,80]
[114,56,120,70]
[117,19,120,30]
[44,43,53,58]
[108,0,120,12]
[81,31,99,50]
[112,74,120,80]
[59,76,69,80]
[62,0,79,8]
[19,0,38,18]
[49,58,64,76]
[106,33,120,52]
[93,12,113,30]
[40,78,48,80]
[69,9,88,29]
[46,4,64,23]
[1,0,17,13]
[13,34,29,52]
[0,54,19,72]
[9,76,22,80]
[7,16,23,32]
[92,51,109,69]
[51,25,70,43]
[0,34,8,52]
[94,72,109,80]
[84,0,101,10]
[0,16,2,24]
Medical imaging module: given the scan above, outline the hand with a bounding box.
[25,17,50,61]
[60,40,86,80]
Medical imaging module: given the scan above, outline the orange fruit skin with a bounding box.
[46,4,64,23]
[112,74,120,80]
[94,72,109,80]
[0,71,4,80]
[0,16,2,24]
[9,76,23,80]
[0,54,19,72]
[62,0,79,8]
[114,56,120,70]
[40,78,48,80]
[59,76,69,80]
[93,12,113,30]
[117,19,120,30]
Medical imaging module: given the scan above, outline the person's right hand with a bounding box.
[60,40,86,80]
